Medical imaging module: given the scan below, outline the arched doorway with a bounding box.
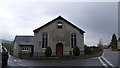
[56,43,63,57]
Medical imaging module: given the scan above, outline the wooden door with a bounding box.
[56,43,63,57]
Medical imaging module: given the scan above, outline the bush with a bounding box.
[73,46,80,56]
[45,46,52,57]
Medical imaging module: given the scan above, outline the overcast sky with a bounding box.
[0,1,118,46]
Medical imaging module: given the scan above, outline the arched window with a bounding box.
[42,32,48,48]
[71,33,77,48]
[57,22,63,28]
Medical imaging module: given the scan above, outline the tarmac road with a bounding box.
[2,49,119,68]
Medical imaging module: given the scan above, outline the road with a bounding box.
[2,49,119,68]
[103,49,118,67]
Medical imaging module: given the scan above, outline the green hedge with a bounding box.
[112,49,120,51]
[73,46,80,56]
[45,46,52,57]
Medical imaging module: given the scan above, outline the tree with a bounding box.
[2,42,13,55]
[84,45,88,49]
[84,45,91,55]
[98,39,104,50]
[111,34,118,49]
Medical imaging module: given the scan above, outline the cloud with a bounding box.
[0,2,118,45]
[0,8,14,19]
[39,2,118,45]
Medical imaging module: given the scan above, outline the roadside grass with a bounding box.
[112,49,120,51]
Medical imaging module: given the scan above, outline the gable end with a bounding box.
[33,16,85,34]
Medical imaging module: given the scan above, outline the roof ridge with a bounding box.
[33,16,85,34]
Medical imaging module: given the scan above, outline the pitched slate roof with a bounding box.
[14,36,34,46]
[33,16,85,34]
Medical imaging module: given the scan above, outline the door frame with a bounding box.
[56,43,63,57]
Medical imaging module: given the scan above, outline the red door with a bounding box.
[56,43,63,57]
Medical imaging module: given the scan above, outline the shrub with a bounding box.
[45,46,52,57]
[73,46,80,56]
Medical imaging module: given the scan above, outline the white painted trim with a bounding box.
[22,50,29,51]
[101,57,116,68]
[98,57,108,68]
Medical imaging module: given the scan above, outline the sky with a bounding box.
[0,0,119,46]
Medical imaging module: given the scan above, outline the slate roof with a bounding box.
[14,36,34,46]
[33,16,85,34]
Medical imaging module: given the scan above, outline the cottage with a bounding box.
[33,16,85,56]
[13,36,34,58]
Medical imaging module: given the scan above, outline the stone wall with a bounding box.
[34,19,84,56]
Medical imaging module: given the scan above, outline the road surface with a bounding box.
[2,49,119,68]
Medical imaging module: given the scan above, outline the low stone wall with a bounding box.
[17,50,103,60]
[23,51,103,61]
[19,53,32,59]
[33,51,84,57]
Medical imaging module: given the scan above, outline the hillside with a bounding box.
[1,39,13,55]
[0,39,13,43]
